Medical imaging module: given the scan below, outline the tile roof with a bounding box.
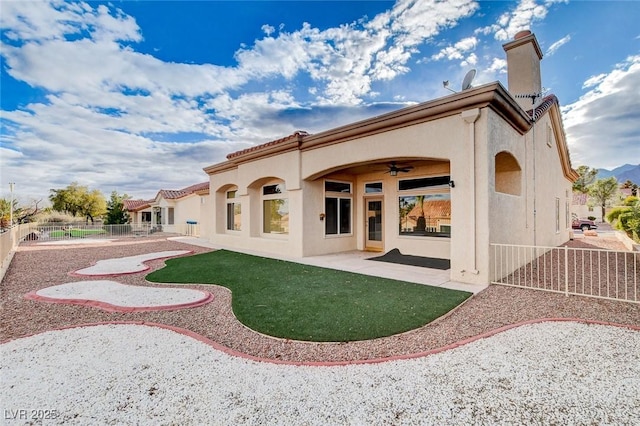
[527,94,558,121]
[158,181,210,200]
[124,182,209,211]
[123,199,152,212]
[407,200,452,218]
[226,131,309,160]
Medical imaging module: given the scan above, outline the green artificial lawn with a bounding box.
[49,229,107,238]
[146,250,472,342]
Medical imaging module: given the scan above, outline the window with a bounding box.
[263,183,288,234]
[226,190,241,231]
[565,200,570,229]
[141,212,151,223]
[364,182,383,193]
[168,207,174,225]
[398,176,451,237]
[325,181,352,235]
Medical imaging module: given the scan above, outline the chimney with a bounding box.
[502,30,543,112]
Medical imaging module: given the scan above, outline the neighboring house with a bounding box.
[201,31,578,286]
[124,182,209,234]
[123,199,154,227]
[571,192,600,222]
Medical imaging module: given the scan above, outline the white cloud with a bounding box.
[431,36,478,61]
[0,0,484,200]
[562,55,640,169]
[261,24,275,36]
[0,1,141,43]
[582,73,607,89]
[476,0,554,41]
[487,58,507,74]
[546,34,571,56]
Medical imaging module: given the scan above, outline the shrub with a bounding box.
[606,207,629,228]
[609,201,640,242]
[623,195,639,206]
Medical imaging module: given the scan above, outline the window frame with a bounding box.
[324,180,353,237]
[397,175,451,238]
[225,189,241,232]
[261,182,289,236]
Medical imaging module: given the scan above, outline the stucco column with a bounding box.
[459,108,481,278]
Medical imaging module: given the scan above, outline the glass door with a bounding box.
[365,198,383,251]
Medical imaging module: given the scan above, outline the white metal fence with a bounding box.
[16,223,200,241]
[1,222,200,282]
[491,243,639,304]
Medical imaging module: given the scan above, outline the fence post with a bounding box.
[564,246,569,297]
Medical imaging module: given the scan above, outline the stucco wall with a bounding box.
[174,195,201,227]
[202,97,573,287]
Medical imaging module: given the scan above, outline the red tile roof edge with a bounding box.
[123,199,153,211]
[527,94,558,121]
[226,131,309,160]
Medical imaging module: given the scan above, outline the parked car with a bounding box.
[572,217,598,231]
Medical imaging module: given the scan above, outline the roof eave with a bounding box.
[301,82,530,151]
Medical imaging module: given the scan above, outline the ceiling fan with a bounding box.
[385,162,414,176]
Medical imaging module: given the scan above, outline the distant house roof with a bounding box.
[157,182,210,201]
[407,200,452,219]
[123,199,152,212]
[124,182,210,212]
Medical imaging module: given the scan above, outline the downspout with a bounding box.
[461,108,480,275]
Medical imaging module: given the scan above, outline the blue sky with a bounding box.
[1,0,639,202]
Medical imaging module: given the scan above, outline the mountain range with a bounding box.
[596,164,640,185]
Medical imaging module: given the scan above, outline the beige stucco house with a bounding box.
[201,31,578,285]
[124,182,209,234]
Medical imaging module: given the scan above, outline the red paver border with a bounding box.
[68,250,195,277]
[24,289,214,313]
[5,318,639,366]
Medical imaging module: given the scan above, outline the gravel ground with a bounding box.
[1,236,639,363]
[1,321,639,425]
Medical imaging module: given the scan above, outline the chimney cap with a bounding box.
[514,30,532,40]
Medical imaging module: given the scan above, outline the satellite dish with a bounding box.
[461,69,476,91]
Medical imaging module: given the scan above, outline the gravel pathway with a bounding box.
[1,321,638,425]
[72,250,192,275]
[25,280,213,312]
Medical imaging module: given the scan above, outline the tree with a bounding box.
[572,165,598,193]
[49,182,106,223]
[81,189,107,224]
[104,191,130,225]
[0,198,17,228]
[0,198,41,228]
[589,177,619,220]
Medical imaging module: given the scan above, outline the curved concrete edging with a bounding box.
[24,289,214,313]
[8,318,639,367]
[69,250,194,277]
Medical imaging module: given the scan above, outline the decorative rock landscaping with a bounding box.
[25,280,213,312]
[1,321,638,425]
[72,250,192,276]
